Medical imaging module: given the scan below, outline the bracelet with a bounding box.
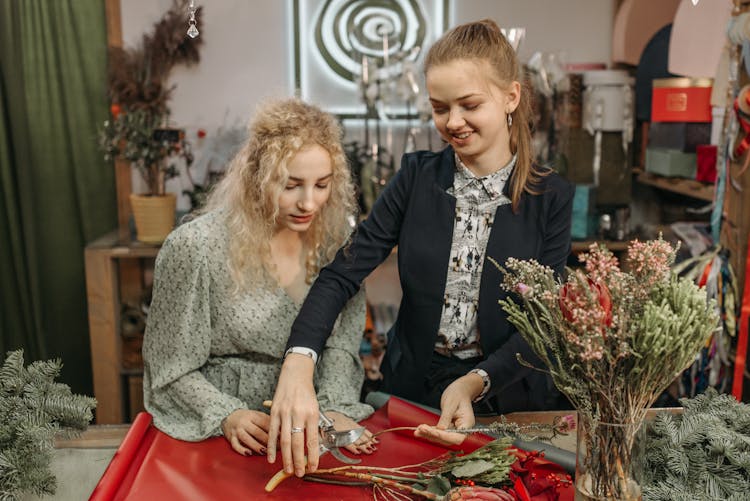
[283,346,319,364]
[468,368,491,402]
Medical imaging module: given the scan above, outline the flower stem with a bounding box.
[372,426,418,438]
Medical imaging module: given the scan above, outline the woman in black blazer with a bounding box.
[267,19,574,477]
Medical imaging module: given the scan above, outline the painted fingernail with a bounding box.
[244,450,252,456]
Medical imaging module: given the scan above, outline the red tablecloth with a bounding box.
[90,398,573,500]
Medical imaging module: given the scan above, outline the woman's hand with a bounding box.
[222,409,270,456]
[414,373,483,446]
[324,411,377,455]
[266,354,319,477]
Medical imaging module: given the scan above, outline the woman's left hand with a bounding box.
[324,411,377,455]
[414,373,482,446]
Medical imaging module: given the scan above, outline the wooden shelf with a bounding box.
[86,231,161,258]
[84,231,159,424]
[634,168,715,202]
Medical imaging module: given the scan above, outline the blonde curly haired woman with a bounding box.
[143,98,374,457]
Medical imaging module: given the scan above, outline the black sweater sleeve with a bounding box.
[286,154,417,354]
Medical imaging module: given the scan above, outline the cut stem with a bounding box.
[372,426,418,438]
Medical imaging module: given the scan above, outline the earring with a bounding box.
[507,113,513,128]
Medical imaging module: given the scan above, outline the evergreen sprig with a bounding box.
[643,389,750,500]
[0,350,96,500]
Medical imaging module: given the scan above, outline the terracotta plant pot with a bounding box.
[129,193,176,244]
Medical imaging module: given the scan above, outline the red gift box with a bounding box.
[652,77,712,122]
[696,144,718,183]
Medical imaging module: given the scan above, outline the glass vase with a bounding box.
[574,415,645,501]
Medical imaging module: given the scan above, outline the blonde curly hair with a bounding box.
[204,98,356,291]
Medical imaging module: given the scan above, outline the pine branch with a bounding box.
[0,350,96,499]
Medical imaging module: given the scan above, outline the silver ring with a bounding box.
[290,427,304,434]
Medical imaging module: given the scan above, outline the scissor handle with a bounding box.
[318,411,335,430]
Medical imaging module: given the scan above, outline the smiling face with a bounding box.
[426,58,520,175]
[275,144,333,234]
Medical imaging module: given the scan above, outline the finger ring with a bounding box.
[291,427,304,434]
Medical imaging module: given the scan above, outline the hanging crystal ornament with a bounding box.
[187,0,199,38]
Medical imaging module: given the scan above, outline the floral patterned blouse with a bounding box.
[143,211,373,441]
[435,154,516,359]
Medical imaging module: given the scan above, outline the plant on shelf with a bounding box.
[97,0,203,242]
[0,350,97,499]
[99,107,192,196]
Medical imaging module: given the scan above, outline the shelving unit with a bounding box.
[633,167,715,202]
[84,231,158,424]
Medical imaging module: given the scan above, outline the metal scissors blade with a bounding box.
[318,412,365,464]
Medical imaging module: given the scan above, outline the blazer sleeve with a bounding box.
[143,228,246,441]
[315,289,374,421]
[287,154,417,355]
[475,176,574,398]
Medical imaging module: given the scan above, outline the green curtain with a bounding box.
[0,0,116,395]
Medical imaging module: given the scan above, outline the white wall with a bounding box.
[120,0,615,208]
[452,0,615,65]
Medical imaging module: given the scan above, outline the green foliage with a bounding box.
[98,108,187,195]
[98,0,202,196]
[0,350,96,500]
[643,389,750,500]
[440,437,515,485]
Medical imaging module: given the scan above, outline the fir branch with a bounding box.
[0,350,96,500]
[643,389,750,499]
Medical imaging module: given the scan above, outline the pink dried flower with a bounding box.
[559,276,613,330]
[516,283,532,296]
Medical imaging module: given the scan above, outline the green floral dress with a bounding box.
[143,211,373,441]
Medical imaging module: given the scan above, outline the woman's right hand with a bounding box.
[266,353,319,477]
[221,409,270,456]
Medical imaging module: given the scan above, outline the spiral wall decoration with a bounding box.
[314,0,427,83]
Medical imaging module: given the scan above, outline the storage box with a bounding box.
[651,78,712,122]
[648,122,711,153]
[645,147,697,178]
[696,144,717,183]
[571,184,597,240]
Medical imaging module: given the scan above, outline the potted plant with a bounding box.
[99,107,193,243]
[98,0,202,244]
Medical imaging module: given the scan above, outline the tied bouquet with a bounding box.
[495,238,719,500]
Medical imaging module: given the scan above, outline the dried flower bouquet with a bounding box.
[495,238,719,499]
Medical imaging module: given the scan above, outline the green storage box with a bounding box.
[571,184,596,240]
[645,147,696,179]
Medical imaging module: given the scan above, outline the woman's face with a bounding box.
[275,144,334,233]
[426,58,519,173]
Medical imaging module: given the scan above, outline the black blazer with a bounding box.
[289,146,574,413]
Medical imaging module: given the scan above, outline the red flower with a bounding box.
[197,128,207,138]
[110,103,121,119]
[559,278,613,328]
